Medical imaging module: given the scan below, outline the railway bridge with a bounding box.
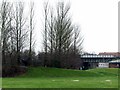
[81,54,117,70]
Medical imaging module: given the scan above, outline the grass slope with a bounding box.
[2,67,119,88]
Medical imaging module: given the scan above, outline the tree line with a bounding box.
[0,1,83,77]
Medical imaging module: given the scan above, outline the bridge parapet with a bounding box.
[81,54,115,58]
[81,54,116,63]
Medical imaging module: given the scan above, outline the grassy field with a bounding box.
[2,67,119,88]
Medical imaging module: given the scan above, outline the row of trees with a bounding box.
[0,1,35,76]
[42,2,83,68]
[0,1,83,77]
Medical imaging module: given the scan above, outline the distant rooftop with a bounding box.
[99,52,120,57]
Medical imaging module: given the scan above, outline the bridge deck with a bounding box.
[81,54,116,63]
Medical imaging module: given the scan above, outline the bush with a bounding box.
[2,65,27,77]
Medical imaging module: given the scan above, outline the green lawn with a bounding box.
[2,67,119,88]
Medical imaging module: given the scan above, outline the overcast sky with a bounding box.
[70,0,119,54]
[69,0,118,54]
[3,0,119,54]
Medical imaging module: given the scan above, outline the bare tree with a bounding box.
[14,2,27,65]
[43,1,49,66]
[28,2,35,65]
[0,1,12,65]
[48,8,54,55]
[53,2,73,67]
[73,25,83,55]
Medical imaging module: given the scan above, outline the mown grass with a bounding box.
[2,67,119,88]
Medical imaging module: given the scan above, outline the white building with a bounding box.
[98,63,109,68]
